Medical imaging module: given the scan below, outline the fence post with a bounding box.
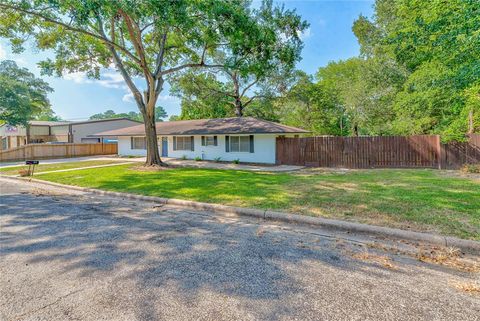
[436,135,443,170]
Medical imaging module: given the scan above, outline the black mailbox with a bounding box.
[25,160,39,165]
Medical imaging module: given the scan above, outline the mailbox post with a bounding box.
[25,160,39,181]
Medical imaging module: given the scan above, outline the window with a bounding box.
[229,136,251,153]
[81,138,100,143]
[174,136,193,151]
[131,137,146,150]
[201,136,217,146]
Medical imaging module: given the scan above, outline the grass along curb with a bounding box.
[3,175,480,254]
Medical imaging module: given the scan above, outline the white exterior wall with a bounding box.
[118,134,279,164]
[118,136,155,156]
[169,135,277,164]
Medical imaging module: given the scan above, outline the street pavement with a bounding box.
[1,178,479,321]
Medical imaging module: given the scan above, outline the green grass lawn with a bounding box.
[35,164,480,240]
[0,160,126,176]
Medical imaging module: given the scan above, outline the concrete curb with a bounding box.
[3,175,480,253]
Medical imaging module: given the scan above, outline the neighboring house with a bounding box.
[0,118,141,150]
[91,117,309,164]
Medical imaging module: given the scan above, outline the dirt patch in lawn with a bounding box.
[130,164,177,172]
[438,170,480,182]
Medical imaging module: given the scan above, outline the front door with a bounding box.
[161,137,168,157]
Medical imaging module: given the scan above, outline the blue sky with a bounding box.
[0,0,374,121]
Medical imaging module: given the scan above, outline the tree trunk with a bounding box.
[234,98,243,117]
[353,124,359,137]
[468,108,474,134]
[143,110,165,166]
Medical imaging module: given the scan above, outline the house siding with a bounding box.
[71,119,140,143]
[118,134,281,164]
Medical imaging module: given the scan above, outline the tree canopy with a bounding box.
[0,0,307,164]
[275,0,479,140]
[0,60,54,125]
[169,1,307,118]
[89,106,167,122]
[1,0,476,143]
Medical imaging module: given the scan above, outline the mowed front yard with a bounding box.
[35,164,480,240]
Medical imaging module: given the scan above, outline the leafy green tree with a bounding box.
[352,0,479,139]
[170,1,307,117]
[276,72,344,135]
[170,72,232,120]
[89,107,167,121]
[0,60,54,125]
[154,106,167,121]
[463,84,480,135]
[34,110,62,121]
[0,0,302,165]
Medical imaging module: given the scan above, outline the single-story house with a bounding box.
[0,118,141,150]
[91,117,309,164]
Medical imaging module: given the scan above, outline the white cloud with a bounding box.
[64,69,127,89]
[122,92,135,103]
[96,72,125,89]
[0,44,6,60]
[158,95,179,102]
[13,57,28,67]
[63,68,178,107]
[298,28,312,40]
[64,71,91,84]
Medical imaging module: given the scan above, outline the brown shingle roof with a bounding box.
[90,117,309,137]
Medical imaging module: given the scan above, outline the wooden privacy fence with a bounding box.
[0,143,117,162]
[276,134,480,169]
[443,134,480,169]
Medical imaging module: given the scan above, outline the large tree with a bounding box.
[89,106,167,122]
[351,0,479,140]
[0,0,303,165]
[170,2,307,117]
[169,72,232,119]
[0,60,54,125]
[276,72,345,135]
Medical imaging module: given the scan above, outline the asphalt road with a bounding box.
[1,178,479,321]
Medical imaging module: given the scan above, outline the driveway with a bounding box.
[0,178,479,320]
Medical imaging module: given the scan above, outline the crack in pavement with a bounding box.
[11,289,85,321]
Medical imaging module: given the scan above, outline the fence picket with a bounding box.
[276,135,480,169]
[0,143,118,162]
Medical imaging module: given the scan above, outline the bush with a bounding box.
[194,156,202,161]
[461,164,480,174]
[233,159,240,164]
